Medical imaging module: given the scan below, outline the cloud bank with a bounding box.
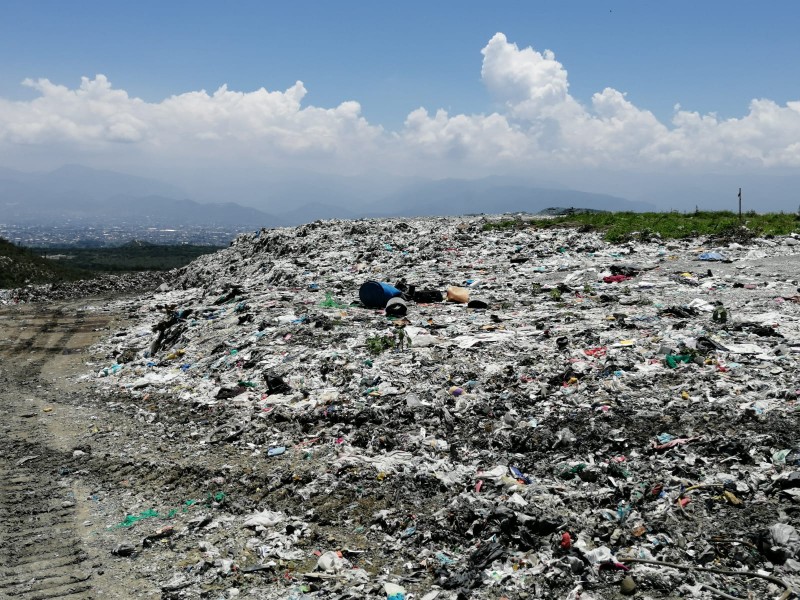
[1,32,800,176]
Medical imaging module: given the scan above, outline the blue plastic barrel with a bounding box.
[359,280,402,308]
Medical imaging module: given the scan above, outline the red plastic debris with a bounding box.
[603,275,632,284]
[583,347,608,358]
[599,561,631,572]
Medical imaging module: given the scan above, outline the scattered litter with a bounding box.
[67,215,800,598]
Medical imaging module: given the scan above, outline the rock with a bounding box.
[112,542,136,557]
[620,575,637,595]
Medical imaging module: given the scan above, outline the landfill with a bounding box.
[0,271,167,305]
[39,216,800,597]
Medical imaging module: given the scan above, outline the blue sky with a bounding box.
[3,1,798,129]
[1,1,799,210]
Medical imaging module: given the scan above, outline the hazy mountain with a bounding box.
[565,169,800,214]
[268,175,651,221]
[104,195,282,227]
[41,164,186,199]
[364,177,654,218]
[1,164,654,228]
[0,164,183,199]
[0,166,281,227]
[168,167,578,214]
[278,202,357,225]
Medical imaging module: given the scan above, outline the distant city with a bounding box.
[0,223,251,248]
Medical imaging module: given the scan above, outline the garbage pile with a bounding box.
[87,216,800,599]
[0,271,167,304]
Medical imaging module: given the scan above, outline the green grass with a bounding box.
[365,335,396,356]
[1,238,224,289]
[0,238,89,288]
[483,217,526,231]
[29,243,223,272]
[483,211,800,242]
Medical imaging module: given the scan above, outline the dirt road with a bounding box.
[0,300,306,599]
[0,300,161,599]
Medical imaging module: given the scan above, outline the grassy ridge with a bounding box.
[31,243,224,272]
[1,239,224,289]
[0,238,89,288]
[484,211,800,242]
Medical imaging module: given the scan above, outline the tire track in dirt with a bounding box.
[1,300,308,599]
[0,307,109,357]
[0,303,111,599]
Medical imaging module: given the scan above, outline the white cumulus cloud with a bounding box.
[1,33,799,176]
[401,32,800,171]
[0,74,383,171]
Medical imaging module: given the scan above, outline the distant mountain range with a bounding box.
[0,164,654,228]
[364,177,653,218]
[0,165,278,227]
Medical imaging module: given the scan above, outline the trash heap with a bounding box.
[89,216,800,599]
[0,271,167,304]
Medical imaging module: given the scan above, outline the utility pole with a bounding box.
[738,188,742,223]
